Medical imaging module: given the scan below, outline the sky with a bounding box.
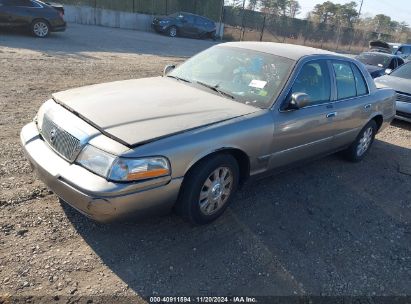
[297,0,411,23]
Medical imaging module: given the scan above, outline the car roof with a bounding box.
[388,43,411,47]
[177,11,211,20]
[361,51,396,58]
[221,42,340,61]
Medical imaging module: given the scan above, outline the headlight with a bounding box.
[109,157,170,182]
[76,145,170,182]
[76,145,116,177]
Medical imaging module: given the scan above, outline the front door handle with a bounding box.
[326,112,337,118]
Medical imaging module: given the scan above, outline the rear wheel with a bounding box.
[209,30,217,40]
[176,154,239,225]
[343,120,377,162]
[168,26,177,37]
[31,19,50,38]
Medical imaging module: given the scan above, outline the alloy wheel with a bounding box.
[33,22,49,37]
[169,27,177,37]
[198,166,233,216]
[356,126,373,156]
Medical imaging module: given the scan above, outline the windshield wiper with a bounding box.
[195,81,235,100]
[166,75,191,83]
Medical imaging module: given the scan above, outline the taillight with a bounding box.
[59,11,64,18]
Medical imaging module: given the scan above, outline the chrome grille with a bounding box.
[396,92,411,103]
[41,115,81,161]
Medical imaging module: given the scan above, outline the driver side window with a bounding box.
[291,60,331,106]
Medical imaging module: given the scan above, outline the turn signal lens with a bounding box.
[109,157,170,182]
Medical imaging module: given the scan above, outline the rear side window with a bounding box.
[12,0,35,6]
[184,15,195,24]
[351,64,368,96]
[333,62,356,99]
[195,17,207,26]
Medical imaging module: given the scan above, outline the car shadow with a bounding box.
[62,139,411,297]
[0,23,218,58]
[392,119,411,131]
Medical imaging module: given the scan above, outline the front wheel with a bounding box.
[343,120,377,162]
[168,26,177,37]
[176,154,239,225]
[31,20,50,38]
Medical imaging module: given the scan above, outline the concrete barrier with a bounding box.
[64,5,224,37]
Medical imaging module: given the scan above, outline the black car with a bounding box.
[0,0,66,37]
[152,12,216,39]
[356,52,405,78]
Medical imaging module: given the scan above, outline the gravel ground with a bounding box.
[0,24,410,302]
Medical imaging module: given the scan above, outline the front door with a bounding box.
[268,59,338,169]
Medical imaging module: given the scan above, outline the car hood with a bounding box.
[375,75,411,93]
[52,77,260,146]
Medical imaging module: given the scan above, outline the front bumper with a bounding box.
[395,101,411,123]
[20,122,182,222]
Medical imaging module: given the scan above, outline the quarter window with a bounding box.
[332,62,356,99]
[351,64,368,96]
[291,60,331,106]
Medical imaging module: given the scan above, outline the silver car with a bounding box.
[21,42,396,225]
[375,62,411,123]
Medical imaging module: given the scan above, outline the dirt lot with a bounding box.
[1,24,411,302]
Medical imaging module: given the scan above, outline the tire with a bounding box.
[31,19,50,38]
[176,154,239,225]
[209,31,217,40]
[343,120,378,162]
[168,26,177,38]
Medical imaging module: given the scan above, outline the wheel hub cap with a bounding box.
[34,22,48,37]
[211,183,222,200]
[356,127,373,156]
[199,167,233,216]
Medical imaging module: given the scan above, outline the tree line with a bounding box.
[226,0,410,38]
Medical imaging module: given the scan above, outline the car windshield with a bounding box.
[168,46,294,109]
[390,62,411,80]
[357,53,391,68]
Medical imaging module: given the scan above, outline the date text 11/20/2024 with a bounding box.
[149,297,257,303]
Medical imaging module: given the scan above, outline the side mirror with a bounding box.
[163,64,175,76]
[385,68,392,75]
[288,93,311,110]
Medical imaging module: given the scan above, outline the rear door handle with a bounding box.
[326,112,337,118]
[364,104,371,109]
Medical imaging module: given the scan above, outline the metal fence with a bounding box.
[58,0,224,21]
[223,7,410,53]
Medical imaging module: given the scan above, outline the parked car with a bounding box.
[0,0,65,37]
[20,42,396,225]
[152,11,216,39]
[389,43,411,61]
[375,62,411,123]
[356,52,405,78]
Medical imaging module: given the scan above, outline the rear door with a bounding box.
[268,59,338,169]
[330,60,372,148]
[180,14,198,36]
[3,0,37,27]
